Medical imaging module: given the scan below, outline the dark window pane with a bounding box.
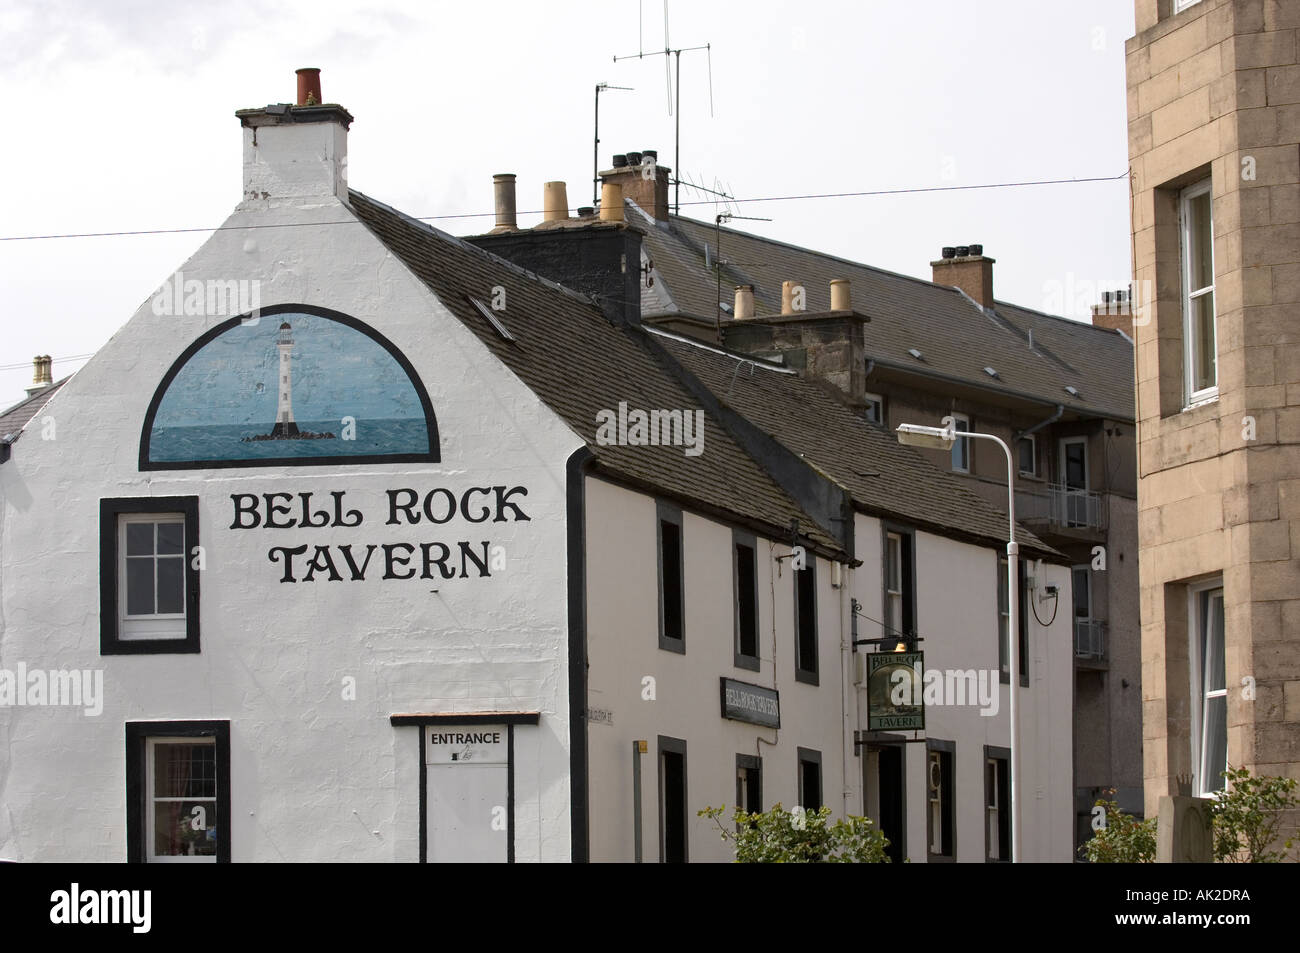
[126,558,154,615]
[662,751,686,863]
[1192,292,1216,391]
[660,520,683,642]
[797,565,816,672]
[1018,439,1035,473]
[737,544,757,657]
[153,800,219,856]
[801,759,821,811]
[156,522,184,555]
[1203,696,1227,791]
[126,523,154,556]
[1064,443,1087,488]
[156,557,185,614]
[1204,592,1225,692]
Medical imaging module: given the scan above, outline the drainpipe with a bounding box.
[1014,404,1064,442]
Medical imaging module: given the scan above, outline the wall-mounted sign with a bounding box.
[866,651,925,732]
[720,678,781,729]
[425,725,508,764]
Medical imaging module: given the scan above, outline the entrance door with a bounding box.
[865,745,905,863]
[425,724,509,863]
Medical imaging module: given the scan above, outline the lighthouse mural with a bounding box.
[141,306,440,468]
[271,321,300,437]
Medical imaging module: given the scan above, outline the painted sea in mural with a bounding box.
[145,311,433,465]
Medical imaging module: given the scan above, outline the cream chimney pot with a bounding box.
[600,182,624,222]
[830,279,851,312]
[543,181,570,223]
[782,280,796,315]
[734,285,755,320]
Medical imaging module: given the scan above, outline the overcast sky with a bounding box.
[0,0,1136,406]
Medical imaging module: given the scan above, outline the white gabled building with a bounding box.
[0,71,1073,863]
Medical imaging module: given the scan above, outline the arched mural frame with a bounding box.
[139,304,440,470]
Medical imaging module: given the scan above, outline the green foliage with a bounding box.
[698,803,890,863]
[1210,766,1299,863]
[1082,792,1156,863]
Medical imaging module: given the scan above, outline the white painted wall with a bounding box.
[584,477,856,862]
[0,119,584,861]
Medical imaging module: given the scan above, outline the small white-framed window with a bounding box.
[1180,178,1217,407]
[864,392,884,425]
[146,737,219,862]
[1017,434,1038,477]
[950,413,971,473]
[120,514,187,640]
[1190,582,1227,797]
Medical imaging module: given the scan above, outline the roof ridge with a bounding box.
[995,297,1134,339]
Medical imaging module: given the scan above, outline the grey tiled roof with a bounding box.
[638,209,1135,421]
[649,330,1056,559]
[0,380,66,443]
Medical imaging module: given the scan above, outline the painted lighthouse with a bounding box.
[242,319,334,443]
[271,321,300,437]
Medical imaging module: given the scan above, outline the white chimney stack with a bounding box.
[236,68,353,207]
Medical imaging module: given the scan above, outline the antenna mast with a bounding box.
[612,0,713,217]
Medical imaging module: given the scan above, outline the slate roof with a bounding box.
[635,206,1135,421]
[0,380,67,444]
[347,190,846,555]
[648,330,1055,559]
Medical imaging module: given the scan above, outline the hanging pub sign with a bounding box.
[866,651,925,732]
[719,678,781,729]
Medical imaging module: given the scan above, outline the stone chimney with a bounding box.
[235,68,353,206]
[931,244,995,310]
[599,150,670,222]
[1091,288,1134,335]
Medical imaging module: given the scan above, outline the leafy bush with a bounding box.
[1211,766,1299,863]
[1082,793,1156,863]
[698,803,891,863]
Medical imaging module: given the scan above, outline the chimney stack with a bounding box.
[598,149,670,222]
[491,173,518,232]
[931,244,995,310]
[236,69,353,205]
[543,181,569,223]
[734,285,755,320]
[25,355,53,397]
[600,182,625,222]
[1091,288,1134,335]
[830,279,851,312]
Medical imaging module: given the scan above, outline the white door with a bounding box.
[427,763,508,863]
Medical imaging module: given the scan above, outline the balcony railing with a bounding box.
[1074,620,1108,661]
[1016,482,1105,532]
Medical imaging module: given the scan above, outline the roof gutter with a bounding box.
[1014,403,1064,442]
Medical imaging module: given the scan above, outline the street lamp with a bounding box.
[896,421,1022,863]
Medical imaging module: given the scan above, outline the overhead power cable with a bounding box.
[0,172,1129,243]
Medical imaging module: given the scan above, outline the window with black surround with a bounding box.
[656,502,685,653]
[101,497,200,655]
[882,526,916,648]
[984,746,1010,862]
[126,721,230,863]
[997,556,1029,687]
[926,739,955,861]
[794,556,818,683]
[736,754,762,818]
[733,530,760,671]
[797,747,822,811]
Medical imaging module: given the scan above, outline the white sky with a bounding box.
[0,0,1137,406]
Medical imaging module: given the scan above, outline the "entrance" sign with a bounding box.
[425,725,508,764]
